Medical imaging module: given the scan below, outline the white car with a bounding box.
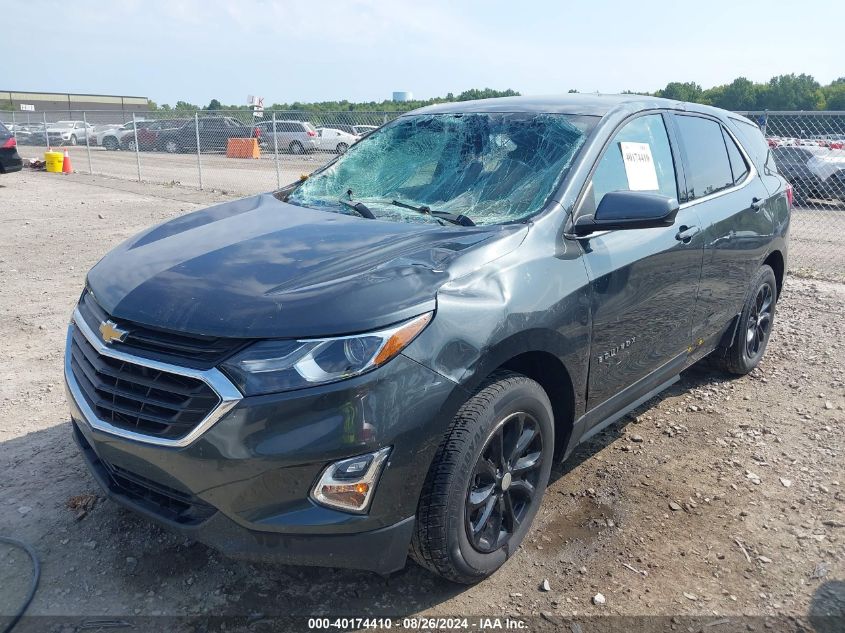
[353,125,378,136]
[46,120,95,146]
[96,121,148,150]
[315,127,359,154]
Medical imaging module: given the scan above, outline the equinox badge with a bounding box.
[99,320,128,344]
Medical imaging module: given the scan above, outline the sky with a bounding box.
[3,0,843,106]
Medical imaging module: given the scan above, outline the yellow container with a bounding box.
[45,151,64,173]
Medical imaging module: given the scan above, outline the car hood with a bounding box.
[86,193,528,338]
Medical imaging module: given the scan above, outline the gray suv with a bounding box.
[257,120,319,154]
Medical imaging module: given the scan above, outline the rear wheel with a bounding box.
[102,137,119,151]
[164,139,179,153]
[69,135,78,146]
[336,142,349,154]
[411,371,554,583]
[710,265,777,375]
[289,141,305,155]
[126,139,137,152]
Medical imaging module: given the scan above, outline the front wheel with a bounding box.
[411,371,554,584]
[164,139,179,153]
[710,265,777,375]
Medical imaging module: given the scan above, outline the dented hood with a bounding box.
[87,193,527,338]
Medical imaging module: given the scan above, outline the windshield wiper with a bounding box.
[390,199,475,227]
[338,197,376,219]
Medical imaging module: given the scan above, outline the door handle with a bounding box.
[675,225,700,243]
[751,197,765,211]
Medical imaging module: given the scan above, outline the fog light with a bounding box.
[311,447,391,513]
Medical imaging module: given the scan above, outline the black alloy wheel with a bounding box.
[466,411,543,553]
[745,283,773,359]
[710,264,778,375]
[411,370,554,583]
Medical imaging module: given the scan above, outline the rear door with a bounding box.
[579,112,704,411]
[671,113,775,349]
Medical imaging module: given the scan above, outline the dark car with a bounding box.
[771,146,845,205]
[122,119,190,151]
[157,116,261,153]
[0,121,23,174]
[64,95,790,583]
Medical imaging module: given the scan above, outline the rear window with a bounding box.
[0,121,8,133]
[723,129,749,185]
[728,116,771,171]
[675,115,734,199]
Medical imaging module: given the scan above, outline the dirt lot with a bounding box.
[0,172,843,632]
[15,143,328,197]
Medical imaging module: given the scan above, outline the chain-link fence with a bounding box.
[738,111,845,280]
[2,108,844,280]
[1,109,401,194]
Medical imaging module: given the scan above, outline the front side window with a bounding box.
[289,112,596,226]
[585,114,678,213]
[676,115,734,199]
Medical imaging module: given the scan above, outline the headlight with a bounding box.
[220,312,432,395]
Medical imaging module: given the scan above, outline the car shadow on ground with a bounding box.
[0,363,737,618]
[550,362,732,484]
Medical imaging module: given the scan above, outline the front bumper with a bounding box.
[72,423,415,573]
[65,334,462,574]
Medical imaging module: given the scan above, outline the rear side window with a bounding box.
[0,121,8,133]
[675,115,733,199]
[722,129,749,185]
[588,114,678,210]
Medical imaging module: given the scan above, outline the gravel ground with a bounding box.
[0,172,843,632]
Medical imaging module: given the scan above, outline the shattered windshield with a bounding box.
[288,112,597,225]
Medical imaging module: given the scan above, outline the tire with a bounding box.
[102,137,118,151]
[336,142,349,154]
[126,139,137,152]
[289,141,304,155]
[710,265,777,375]
[69,135,78,146]
[410,370,554,584]
[164,139,179,154]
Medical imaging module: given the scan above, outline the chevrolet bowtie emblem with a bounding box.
[99,320,128,344]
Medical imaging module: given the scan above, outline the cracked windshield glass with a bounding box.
[288,113,597,225]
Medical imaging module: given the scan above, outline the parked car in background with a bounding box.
[4,123,34,145]
[256,120,318,154]
[158,117,261,153]
[353,125,378,136]
[324,123,358,136]
[771,146,845,204]
[315,127,358,153]
[97,121,152,150]
[46,120,95,146]
[64,94,791,583]
[124,119,190,151]
[0,121,23,174]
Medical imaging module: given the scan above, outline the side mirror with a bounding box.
[573,191,679,236]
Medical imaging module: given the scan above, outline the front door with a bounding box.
[578,112,704,411]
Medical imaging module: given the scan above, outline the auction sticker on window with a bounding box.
[619,141,659,191]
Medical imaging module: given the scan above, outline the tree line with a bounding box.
[148,75,845,114]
